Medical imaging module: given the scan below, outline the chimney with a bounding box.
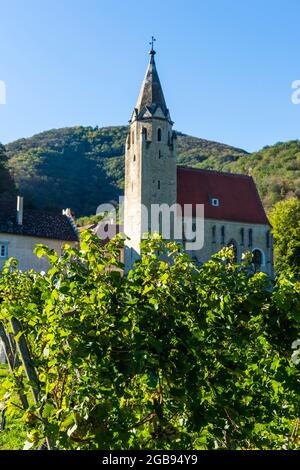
[16,196,24,225]
[62,208,79,238]
[62,208,72,218]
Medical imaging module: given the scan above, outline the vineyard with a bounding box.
[0,232,300,449]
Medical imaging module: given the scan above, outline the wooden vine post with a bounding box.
[8,317,54,450]
[0,321,29,410]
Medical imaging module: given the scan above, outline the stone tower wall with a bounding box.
[124,116,177,270]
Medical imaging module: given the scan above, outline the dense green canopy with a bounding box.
[4,126,298,217]
[270,197,300,277]
[0,234,300,449]
[0,143,16,212]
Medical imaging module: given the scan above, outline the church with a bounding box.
[122,42,273,275]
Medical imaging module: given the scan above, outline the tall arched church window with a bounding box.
[228,239,238,262]
[266,230,270,248]
[143,127,147,140]
[157,128,162,142]
[221,226,225,245]
[252,249,263,272]
[248,228,253,247]
[132,131,134,145]
[212,225,216,243]
[240,228,244,245]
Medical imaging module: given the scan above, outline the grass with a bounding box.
[0,363,26,450]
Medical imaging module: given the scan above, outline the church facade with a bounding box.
[124,45,273,275]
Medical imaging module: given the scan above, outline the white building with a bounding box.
[0,197,78,272]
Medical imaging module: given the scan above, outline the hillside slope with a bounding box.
[0,144,17,213]
[5,126,247,216]
[227,141,300,208]
[4,126,300,216]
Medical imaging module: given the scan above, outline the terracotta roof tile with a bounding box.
[0,209,79,241]
[177,166,270,225]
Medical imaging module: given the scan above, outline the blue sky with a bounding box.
[0,0,300,151]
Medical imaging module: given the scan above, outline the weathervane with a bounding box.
[149,36,156,55]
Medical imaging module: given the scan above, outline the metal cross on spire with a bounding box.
[149,36,156,54]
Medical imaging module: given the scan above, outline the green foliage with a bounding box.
[0,364,26,449]
[4,127,246,216]
[0,234,300,450]
[4,128,299,216]
[269,197,300,277]
[0,143,16,199]
[76,213,104,228]
[175,132,248,169]
[5,127,127,215]
[227,141,300,210]
[76,205,122,227]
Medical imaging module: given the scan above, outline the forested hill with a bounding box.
[227,141,300,209]
[4,126,247,216]
[0,143,14,193]
[3,126,300,216]
[0,143,16,213]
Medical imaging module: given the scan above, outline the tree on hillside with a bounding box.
[228,141,300,210]
[0,144,9,192]
[0,143,16,213]
[269,197,300,277]
[4,127,247,216]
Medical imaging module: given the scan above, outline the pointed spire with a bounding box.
[135,38,169,119]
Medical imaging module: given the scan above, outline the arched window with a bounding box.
[158,180,161,190]
[133,154,136,162]
[221,226,225,245]
[252,249,264,272]
[157,128,162,142]
[228,239,238,261]
[240,228,244,245]
[158,150,162,159]
[143,127,147,140]
[248,228,253,247]
[132,131,134,145]
[212,225,216,243]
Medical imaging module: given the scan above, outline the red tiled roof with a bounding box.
[177,166,270,225]
[0,209,79,241]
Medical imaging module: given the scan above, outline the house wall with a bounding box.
[0,233,77,272]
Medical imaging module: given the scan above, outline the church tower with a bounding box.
[124,40,177,272]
